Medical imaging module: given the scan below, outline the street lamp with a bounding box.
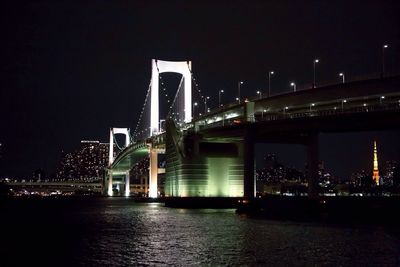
[310,103,315,112]
[268,71,274,97]
[204,96,210,114]
[290,82,296,92]
[256,90,262,99]
[238,81,243,104]
[313,59,319,88]
[382,44,389,78]
[341,99,347,111]
[236,97,240,104]
[339,72,345,84]
[192,102,198,118]
[218,90,224,107]
[261,109,267,120]
[380,95,385,104]
[283,106,288,115]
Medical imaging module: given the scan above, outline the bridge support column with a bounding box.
[243,129,255,198]
[149,144,158,198]
[107,171,113,196]
[307,133,319,198]
[125,171,130,197]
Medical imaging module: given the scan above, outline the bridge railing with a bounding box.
[256,99,400,123]
[189,95,400,130]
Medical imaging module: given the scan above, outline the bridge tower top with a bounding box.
[108,127,130,165]
[150,59,192,136]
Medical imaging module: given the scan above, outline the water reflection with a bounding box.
[1,198,399,266]
[76,199,400,266]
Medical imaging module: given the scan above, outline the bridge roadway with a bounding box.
[110,75,400,198]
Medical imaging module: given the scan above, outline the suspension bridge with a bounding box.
[105,59,400,199]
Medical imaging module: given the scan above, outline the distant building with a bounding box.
[33,169,45,182]
[381,160,398,187]
[56,140,109,181]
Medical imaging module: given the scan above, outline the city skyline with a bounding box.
[1,1,400,178]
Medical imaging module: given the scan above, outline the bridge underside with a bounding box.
[111,146,149,175]
[106,146,149,196]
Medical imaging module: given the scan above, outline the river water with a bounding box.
[1,197,399,266]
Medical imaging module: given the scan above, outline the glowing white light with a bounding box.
[225,113,239,119]
[109,128,130,165]
[151,59,192,135]
[290,82,295,86]
[270,71,274,75]
[383,44,388,48]
[339,73,344,76]
[315,59,319,63]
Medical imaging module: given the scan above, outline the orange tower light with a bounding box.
[372,141,380,185]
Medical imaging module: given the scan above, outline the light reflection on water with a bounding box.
[1,198,400,266]
[75,199,400,266]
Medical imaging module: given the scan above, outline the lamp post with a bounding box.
[261,109,267,120]
[339,72,345,84]
[382,44,388,78]
[313,59,319,88]
[204,96,210,114]
[218,90,224,107]
[310,103,315,112]
[268,71,274,97]
[341,99,347,111]
[256,90,262,99]
[238,81,243,104]
[380,95,385,104]
[283,106,288,115]
[192,102,198,118]
[290,82,296,92]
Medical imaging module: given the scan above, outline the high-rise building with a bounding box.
[56,140,109,181]
[372,141,380,186]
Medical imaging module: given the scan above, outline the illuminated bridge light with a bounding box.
[225,113,239,119]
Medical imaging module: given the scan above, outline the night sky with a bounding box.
[1,0,400,180]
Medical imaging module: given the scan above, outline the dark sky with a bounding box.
[1,0,400,179]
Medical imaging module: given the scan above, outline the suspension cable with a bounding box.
[167,76,184,120]
[133,79,152,140]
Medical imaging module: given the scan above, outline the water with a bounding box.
[1,198,400,266]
